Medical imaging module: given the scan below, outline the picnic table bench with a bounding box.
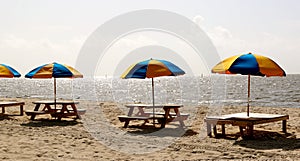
[25,100,86,120]
[118,104,189,128]
[118,115,151,128]
[205,112,289,138]
[0,101,25,116]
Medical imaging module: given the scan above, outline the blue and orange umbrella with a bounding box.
[25,62,83,104]
[212,53,286,116]
[25,62,83,79]
[121,59,185,79]
[0,64,21,78]
[121,59,185,124]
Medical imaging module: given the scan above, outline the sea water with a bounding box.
[0,74,299,108]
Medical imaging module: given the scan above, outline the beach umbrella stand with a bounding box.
[121,58,185,126]
[212,53,286,116]
[25,62,83,114]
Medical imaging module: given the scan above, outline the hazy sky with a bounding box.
[1,0,299,76]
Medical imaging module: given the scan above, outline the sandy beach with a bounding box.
[0,97,299,161]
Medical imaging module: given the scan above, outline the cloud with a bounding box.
[0,33,85,73]
[205,26,247,57]
[192,15,205,27]
[192,15,246,57]
[192,15,299,73]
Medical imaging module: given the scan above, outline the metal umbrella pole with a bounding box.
[247,75,250,117]
[151,78,155,126]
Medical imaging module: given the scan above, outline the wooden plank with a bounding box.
[118,115,151,128]
[0,101,25,107]
[205,113,289,138]
[118,115,150,122]
[77,109,86,115]
[0,101,25,116]
[25,110,49,115]
[144,112,189,117]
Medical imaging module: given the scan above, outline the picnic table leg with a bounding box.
[174,108,185,127]
[20,104,24,116]
[221,124,226,137]
[239,126,244,137]
[213,125,217,136]
[282,120,287,133]
[137,107,147,116]
[57,104,68,121]
[1,107,4,114]
[207,123,212,137]
[127,107,134,116]
[71,104,81,119]
[30,104,41,120]
[248,125,254,137]
[124,120,130,128]
[160,108,170,128]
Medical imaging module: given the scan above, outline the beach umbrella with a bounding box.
[212,52,286,116]
[0,64,21,98]
[25,62,83,106]
[121,58,185,124]
[0,64,21,78]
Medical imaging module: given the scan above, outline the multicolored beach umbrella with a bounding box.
[121,59,185,124]
[0,64,21,78]
[212,53,286,116]
[25,62,83,79]
[25,62,83,105]
[121,59,185,79]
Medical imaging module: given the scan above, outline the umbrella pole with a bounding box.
[54,78,57,111]
[152,78,155,126]
[247,75,250,116]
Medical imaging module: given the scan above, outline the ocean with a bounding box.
[0,74,299,108]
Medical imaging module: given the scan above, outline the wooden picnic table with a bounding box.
[118,104,189,128]
[205,112,289,138]
[0,101,25,116]
[25,100,85,120]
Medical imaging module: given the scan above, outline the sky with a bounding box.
[1,0,299,76]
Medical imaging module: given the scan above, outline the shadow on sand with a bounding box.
[124,124,198,137]
[0,113,24,120]
[0,114,15,121]
[232,130,300,150]
[20,119,80,127]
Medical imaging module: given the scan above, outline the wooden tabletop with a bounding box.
[125,104,182,108]
[0,101,25,106]
[33,100,79,104]
[206,112,289,120]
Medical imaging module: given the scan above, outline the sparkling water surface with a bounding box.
[0,74,299,108]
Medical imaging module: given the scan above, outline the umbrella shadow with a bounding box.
[0,114,15,121]
[20,119,80,127]
[233,130,300,150]
[125,125,198,138]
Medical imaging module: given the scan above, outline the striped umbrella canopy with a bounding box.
[0,64,21,78]
[25,62,83,105]
[121,59,185,79]
[121,59,185,124]
[212,53,286,116]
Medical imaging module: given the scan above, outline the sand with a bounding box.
[0,97,299,161]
